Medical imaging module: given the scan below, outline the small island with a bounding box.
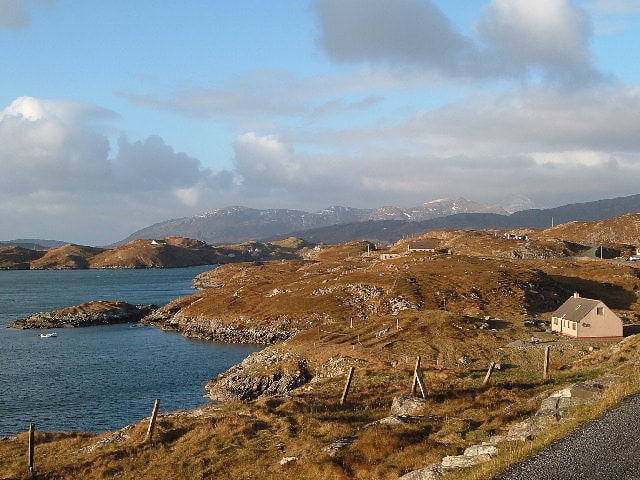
[8,300,157,329]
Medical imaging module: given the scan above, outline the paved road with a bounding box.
[494,392,640,479]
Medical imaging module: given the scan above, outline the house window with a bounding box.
[571,322,576,330]
[553,318,558,325]
[596,307,604,315]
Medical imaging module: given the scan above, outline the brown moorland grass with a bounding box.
[2,228,640,479]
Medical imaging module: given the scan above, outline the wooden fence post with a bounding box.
[28,423,35,475]
[414,369,427,399]
[340,367,355,405]
[543,346,551,381]
[482,361,496,387]
[146,399,160,442]
[411,356,422,395]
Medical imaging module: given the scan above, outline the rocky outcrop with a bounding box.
[143,309,295,345]
[8,301,156,329]
[399,373,623,479]
[205,349,311,401]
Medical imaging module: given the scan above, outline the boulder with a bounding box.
[205,349,311,401]
[463,445,498,457]
[441,454,491,470]
[398,463,444,480]
[391,395,428,416]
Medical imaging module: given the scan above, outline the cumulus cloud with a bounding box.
[0,0,53,29]
[223,129,640,212]
[314,0,603,84]
[0,96,230,243]
[406,85,640,153]
[476,0,600,82]
[315,0,477,75]
[0,97,114,192]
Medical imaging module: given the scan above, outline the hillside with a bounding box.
[0,246,45,270]
[30,244,106,269]
[0,236,310,270]
[2,217,640,479]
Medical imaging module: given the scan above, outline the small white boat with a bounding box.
[40,332,57,338]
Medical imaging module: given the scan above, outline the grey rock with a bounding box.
[322,437,356,457]
[442,454,491,470]
[464,445,498,457]
[205,349,311,401]
[458,356,474,365]
[506,415,560,442]
[398,463,444,480]
[391,395,428,416]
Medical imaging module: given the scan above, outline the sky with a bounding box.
[2,0,640,245]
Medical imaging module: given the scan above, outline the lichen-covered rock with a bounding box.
[463,445,498,457]
[441,454,491,470]
[391,395,428,416]
[205,349,311,401]
[399,464,444,480]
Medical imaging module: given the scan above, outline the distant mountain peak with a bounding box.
[501,195,538,214]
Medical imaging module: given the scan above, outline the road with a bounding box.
[493,392,640,479]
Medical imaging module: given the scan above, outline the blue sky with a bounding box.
[1,0,640,245]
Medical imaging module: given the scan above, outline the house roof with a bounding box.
[552,296,600,322]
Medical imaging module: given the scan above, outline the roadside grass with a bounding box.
[446,366,640,480]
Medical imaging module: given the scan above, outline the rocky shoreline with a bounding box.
[142,306,296,345]
[8,300,157,329]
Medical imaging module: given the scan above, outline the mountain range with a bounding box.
[118,194,640,246]
[116,197,507,246]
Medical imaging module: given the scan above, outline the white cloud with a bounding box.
[174,187,200,208]
[0,96,229,244]
[403,85,640,154]
[477,0,598,82]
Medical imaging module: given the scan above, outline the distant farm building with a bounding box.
[551,293,622,338]
[501,233,529,241]
[407,241,436,252]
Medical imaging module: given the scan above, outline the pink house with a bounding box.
[551,293,622,338]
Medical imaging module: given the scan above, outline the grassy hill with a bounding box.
[0,236,309,270]
[1,217,640,479]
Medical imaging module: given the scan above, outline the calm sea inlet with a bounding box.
[0,266,260,437]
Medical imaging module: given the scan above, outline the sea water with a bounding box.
[0,266,260,436]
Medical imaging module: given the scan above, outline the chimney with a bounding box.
[573,292,579,298]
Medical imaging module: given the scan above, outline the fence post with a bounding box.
[543,346,551,381]
[146,399,160,442]
[411,356,422,395]
[340,367,355,405]
[28,423,35,475]
[414,369,427,399]
[482,361,496,387]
